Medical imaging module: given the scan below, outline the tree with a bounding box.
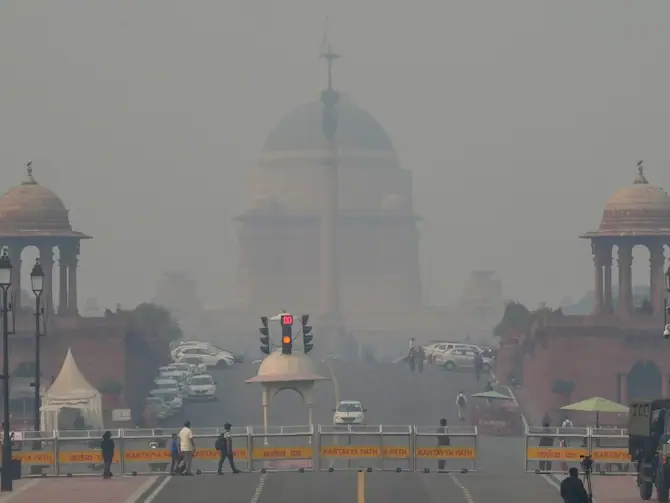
[127,303,183,341]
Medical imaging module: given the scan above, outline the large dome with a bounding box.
[0,174,71,231]
[582,166,670,237]
[263,97,394,152]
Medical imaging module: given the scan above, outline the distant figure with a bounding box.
[437,418,450,471]
[179,421,195,475]
[484,382,494,392]
[456,392,467,421]
[561,417,574,429]
[215,422,240,474]
[539,420,554,472]
[416,347,425,374]
[101,431,115,479]
[74,415,85,430]
[408,346,416,373]
[473,353,483,382]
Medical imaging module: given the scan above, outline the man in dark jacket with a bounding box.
[216,423,240,474]
[101,431,115,479]
[560,467,590,503]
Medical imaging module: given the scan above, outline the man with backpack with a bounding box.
[456,392,467,421]
[216,422,240,474]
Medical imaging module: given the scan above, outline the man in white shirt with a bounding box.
[179,420,195,475]
[456,392,467,420]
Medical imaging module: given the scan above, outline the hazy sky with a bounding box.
[1,1,669,310]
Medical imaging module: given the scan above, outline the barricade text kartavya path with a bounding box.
[320,446,411,458]
[415,447,476,459]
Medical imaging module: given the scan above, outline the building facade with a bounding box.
[504,165,670,419]
[234,97,423,316]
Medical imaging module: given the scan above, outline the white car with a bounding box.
[150,378,184,410]
[425,342,483,360]
[186,374,217,401]
[145,396,173,419]
[158,366,189,382]
[436,348,493,372]
[170,341,234,360]
[333,400,366,425]
[178,357,208,374]
[173,346,234,368]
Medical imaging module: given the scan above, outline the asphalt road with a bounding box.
[140,359,563,503]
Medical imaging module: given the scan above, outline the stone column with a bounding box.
[7,243,22,312]
[649,241,665,316]
[617,244,633,316]
[57,245,68,315]
[603,245,613,313]
[592,242,604,315]
[38,245,54,315]
[67,247,79,316]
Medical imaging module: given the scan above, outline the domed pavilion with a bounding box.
[581,162,670,317]
[0,164,90,314]
[235,94,422,315]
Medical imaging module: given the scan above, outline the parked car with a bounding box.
[173,346,234,368]
[150,378,184,411]
[436,348,493,372]
[145,396,173,420]
[186,374,217,401]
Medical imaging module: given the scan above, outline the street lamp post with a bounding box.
[664,265,670,338]
[30,259,44,434]
[0,249,13,492]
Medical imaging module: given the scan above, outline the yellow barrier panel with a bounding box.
[123,448,249,461]
[320,446,410,458]
[58,451,121,464]
[591,449,631,462]
[252,447,313,460]
[526,447,588,461]
[415,447,476,460]
[2,452,55,465]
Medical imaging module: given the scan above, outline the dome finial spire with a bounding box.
[634,160,648,184]
[319,16,340,140]
[25,160,36,184]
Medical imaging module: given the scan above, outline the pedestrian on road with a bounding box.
[179,421,195,476]
[408,347,416,373]
[456,392,467,421]
[169,433,180,475]
[559,467,589,503]
[539,420,554,472]
[473,353,483,382]
[416,347,425,374]
[437,418,450,472]
[101,431,115,479]
[216,423,240,475]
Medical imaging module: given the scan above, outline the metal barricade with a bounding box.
[524,426,589,473]
[317,424,412,472]
[8,430,57,477]
[56,429,122,476]
[413,425,477,472]
[590,428,633,474]
[248,425,314,472]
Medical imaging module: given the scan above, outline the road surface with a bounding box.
[134,359,565,503]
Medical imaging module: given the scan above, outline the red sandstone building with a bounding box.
[0,166,162,426]
[499,165,670,420]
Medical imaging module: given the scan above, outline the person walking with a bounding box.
[416,346,425,374]
[456,392,467,421]
[560,467,590,503]
[179,420,195,475]
[101,431,115,479]
[216,423,240,474]
[436,418,450,472]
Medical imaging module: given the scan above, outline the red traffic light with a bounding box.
[281,314,293,325]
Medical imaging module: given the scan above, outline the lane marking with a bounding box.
[357,470,365,503]
[250,472,267,503]
[125,476,159,503]
[143,475,172,503]
[0,479,40,503]
[449,474,475,503]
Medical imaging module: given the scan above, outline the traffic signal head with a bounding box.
[259,316,270,354]
[281,321,293,355]
[302,314,314,354]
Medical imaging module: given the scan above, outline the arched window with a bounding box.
[627,361,662,401]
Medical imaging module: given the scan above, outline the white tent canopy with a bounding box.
[40,348,103,432]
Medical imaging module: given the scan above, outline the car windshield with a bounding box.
[190,376,213,386]
[338,403,362,412]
